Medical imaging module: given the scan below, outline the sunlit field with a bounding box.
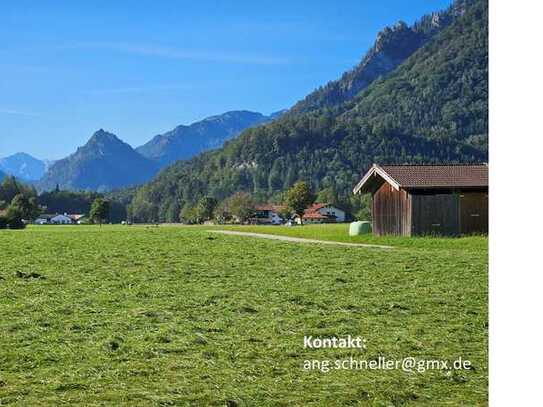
[0,225,487,405]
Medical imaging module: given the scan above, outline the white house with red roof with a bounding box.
[295,203,346,224]
[251,204,287,225]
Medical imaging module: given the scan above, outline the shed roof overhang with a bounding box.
[353,164,401,194]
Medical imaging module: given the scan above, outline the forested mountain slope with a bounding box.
[129,0,487,223]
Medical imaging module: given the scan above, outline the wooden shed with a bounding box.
[353,164,488,236]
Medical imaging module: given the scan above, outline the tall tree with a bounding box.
[90,198,110,226]
[226,192,255,224]
[180,204,198,224]
[195,197,218,223]
[286,181,314,225]
[10,194,40,221]
[213,200,232,224]
[0,176,21,204]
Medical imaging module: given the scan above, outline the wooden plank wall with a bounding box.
[410,193,460,236]
[459,192,488,234]
[372,186,489,236]
[372,183,411,236]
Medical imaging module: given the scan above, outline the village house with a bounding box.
[34,213,86,225]
[353,164,488,236]
[68,214,87,224]
[295,203,346,224]
[50,214,74,224]
[34,214,56,225]
[251,205,286,225]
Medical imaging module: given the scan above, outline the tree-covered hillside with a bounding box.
[340,0,487,149]
[129,0,487,223]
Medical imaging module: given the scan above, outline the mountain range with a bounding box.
[33,110,277,191]
[5,0,487,217]
[136,110,280,167]
[128,0,488,222]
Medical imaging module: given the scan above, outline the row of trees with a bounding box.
[1,175,371,228]
[177,181,370,225]
[0,176,112,229]
[180,193,253,224]
[39,187,126,223]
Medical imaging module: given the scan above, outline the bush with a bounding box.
[7,217,25,229]
[0,216,7,229]
[5,207,26,229]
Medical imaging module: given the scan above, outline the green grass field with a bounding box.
[211,223,488,250]
[0,225,487,406]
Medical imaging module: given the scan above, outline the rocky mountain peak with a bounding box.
[89,129,119,143]
[38,129,158,192]
[374,21,419,54]
[288,0,470,115]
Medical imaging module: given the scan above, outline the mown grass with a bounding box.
[0,225,487,406]
[212,223,488,250]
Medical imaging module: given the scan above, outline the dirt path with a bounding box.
[207,230,393,249]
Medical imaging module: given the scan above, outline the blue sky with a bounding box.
[0,0,451,159]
